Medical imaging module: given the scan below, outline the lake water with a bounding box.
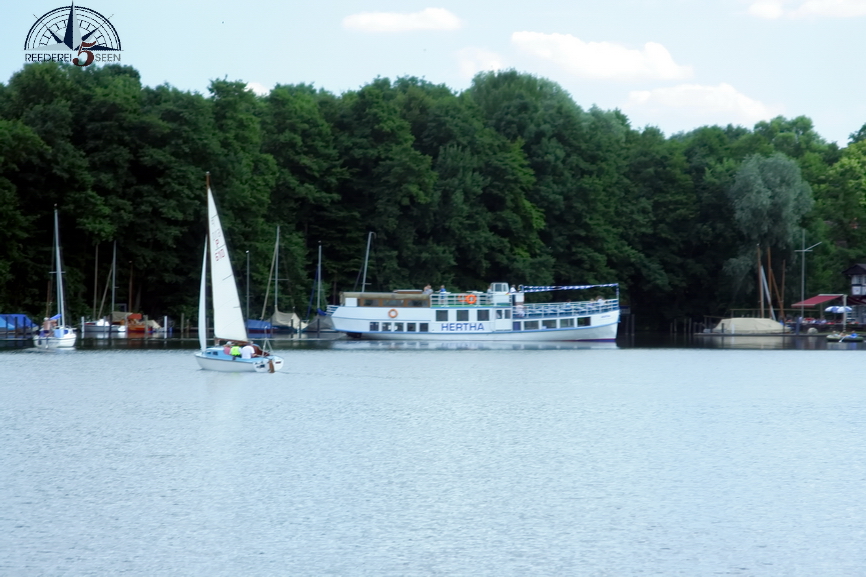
[2,335,865,575]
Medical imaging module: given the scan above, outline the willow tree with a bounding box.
[724,152,814,300]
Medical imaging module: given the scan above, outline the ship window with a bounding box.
[394,322,403,332]
[456,310,469,321]
[560,318,574,328]
[411,300,424,307]
[477,310,490,321]
[513,321,521,331]
[496,310,503,319]
[363,299,377,307]
[419,323,429,332]
[407,323,416,332]
[370,322,379,331]
[382,322,391,331]
[542,319,557,329]
[436,310,448,321]
[383,299,404,307]
[505,310,511,319]
[524,320,539,330]
[578,317,590,326]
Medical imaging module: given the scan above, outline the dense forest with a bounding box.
[1,62,865,329]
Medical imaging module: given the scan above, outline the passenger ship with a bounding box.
[329,282,620,341]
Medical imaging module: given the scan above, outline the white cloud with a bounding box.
[747,0,786,18]
[456,47,505,79]
[342,8,462,32]
[511,32,692,82]
[789,0,866,17]
[746,0,866,18]
[625,83,780,128]
[246,82,270,96]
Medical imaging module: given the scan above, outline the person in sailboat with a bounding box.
[241,343,255,359]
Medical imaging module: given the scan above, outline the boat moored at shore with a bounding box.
[329,282,620,341]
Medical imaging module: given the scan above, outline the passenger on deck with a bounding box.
[423,284,433,295]
[440,285,447,294]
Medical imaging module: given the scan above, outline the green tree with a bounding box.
[725,153,814,300]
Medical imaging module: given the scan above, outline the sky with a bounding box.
[4,0,866,146]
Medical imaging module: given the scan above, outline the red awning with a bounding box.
[790,294,843,308]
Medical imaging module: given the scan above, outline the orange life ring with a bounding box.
[465,294,477,305]
[388,309,398,318]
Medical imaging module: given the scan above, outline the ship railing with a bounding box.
[515,299,619,318]
[430,292,496,307]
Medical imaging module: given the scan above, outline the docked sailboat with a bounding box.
[303,242,336,333]
[259,225,305,333]
[84,241,126,335]
[194,179,284,372]
[34,208,77,349]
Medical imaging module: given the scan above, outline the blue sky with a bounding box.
[4,0,865,145]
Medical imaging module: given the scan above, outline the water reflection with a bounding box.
[5,331,866,352]
[626,332,866,350]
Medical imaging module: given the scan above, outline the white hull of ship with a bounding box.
[344,324,616,341]
[331,309,619,342]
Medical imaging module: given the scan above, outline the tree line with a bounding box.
[1,62,865,329]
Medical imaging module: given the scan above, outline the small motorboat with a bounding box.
[826,332,864,343]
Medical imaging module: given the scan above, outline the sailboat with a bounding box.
[84,241,127,336]
[259,225,305,333]
[303,242,336,333]
[34,208,77,349]
[194,177,284,372]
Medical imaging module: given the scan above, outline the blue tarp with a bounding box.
[0,314,37,329]
[245,319,274,332]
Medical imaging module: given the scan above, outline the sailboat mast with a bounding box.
[111,241,117,313]
[361,231,374,293]
[317,242,322,310]
[54,208,66,327]
[92,244,99,318]
[274,225,280,312]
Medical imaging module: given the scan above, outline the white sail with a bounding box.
[198,238,208,351]
[206,187,248,342]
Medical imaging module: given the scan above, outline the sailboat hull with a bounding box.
[194,347,284,372]
[33,327,77,349]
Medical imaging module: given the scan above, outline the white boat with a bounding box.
[34,208,77,349]
[83,318,111,334]
[330,282,620,341]
[194,179,284,372]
